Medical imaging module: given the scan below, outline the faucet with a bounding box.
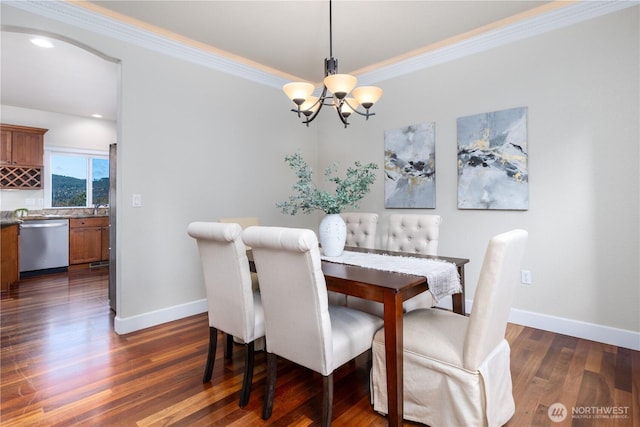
[93,203,108,215]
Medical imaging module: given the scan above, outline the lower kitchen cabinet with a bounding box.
[69,217,109,265]
[1,224,19,291]
[101,225,109,261]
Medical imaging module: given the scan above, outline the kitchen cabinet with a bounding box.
[101,225,110,261]
[1,124,47,189]
[1,124,46,166]
[1,224,20,291]
[69,217,110,265]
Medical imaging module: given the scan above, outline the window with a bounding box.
[44,148,109,208]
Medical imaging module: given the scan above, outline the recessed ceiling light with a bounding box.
[30,38,54,48]
[91,114,103,119]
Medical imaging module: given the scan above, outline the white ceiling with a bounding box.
[0,1,631,122]
[1,30,120,121]
[87,0,548,81]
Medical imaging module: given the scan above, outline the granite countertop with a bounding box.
[1,209,108,227]
[21,214,108,220]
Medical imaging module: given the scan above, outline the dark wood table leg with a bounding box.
[383,290,404,427]
[452,265,466,315]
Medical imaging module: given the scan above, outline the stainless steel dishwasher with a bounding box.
[20,219,69,274]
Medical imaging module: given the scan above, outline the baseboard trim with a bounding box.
[435,297,639,350]
[114,298,207,335]
[114,296,639,351]
[508,307,640,351]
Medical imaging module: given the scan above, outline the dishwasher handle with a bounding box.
[20,222,68,229]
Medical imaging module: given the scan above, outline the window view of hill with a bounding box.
[52,175,109,207]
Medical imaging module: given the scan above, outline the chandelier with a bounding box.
[283,0,383,128]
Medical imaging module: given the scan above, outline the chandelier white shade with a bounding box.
[352,86,384,109]
[337,97,359,118]
[323,74,357,99]
[301,96,321,114]
[283,0,382,127]
[283,82,315,106]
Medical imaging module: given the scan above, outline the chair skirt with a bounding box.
[371,334,515,427]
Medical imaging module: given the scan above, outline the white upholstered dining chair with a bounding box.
[386,213,441,254]
[187,221,265,408]
[338,212,379,307]
[219,217,260,289]
[242,226,384,427]
[389,213,441,311]
[347,213,442,315]
[371,229,528,427]
[340,212,379,249]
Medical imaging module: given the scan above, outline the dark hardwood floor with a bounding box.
[1,269,638,426]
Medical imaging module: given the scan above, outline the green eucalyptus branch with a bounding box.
[277,151,378,215]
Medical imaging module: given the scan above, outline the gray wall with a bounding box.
[319,8,639,336]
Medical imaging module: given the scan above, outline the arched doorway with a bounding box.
[1,27,120,312]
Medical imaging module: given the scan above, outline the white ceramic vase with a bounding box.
[319,214,347,257]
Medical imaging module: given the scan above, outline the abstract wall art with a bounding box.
[384,122,436,208]
[457,107,528,210]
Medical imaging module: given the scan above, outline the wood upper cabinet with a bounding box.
[1,224,20,292]
[0,124,46,166]
[1,130,12,164]
[69,217,110,265]
[1,124,47,189]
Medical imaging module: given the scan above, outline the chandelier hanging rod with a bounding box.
[282,0,383,128]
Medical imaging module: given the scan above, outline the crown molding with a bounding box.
[4,0,638,90]
[4,0,291,89]
[356,0,638,86]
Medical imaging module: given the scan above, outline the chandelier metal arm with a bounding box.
[353,109,376,118]
[334,102,350,127]
[301,86,329,126]
[343,98,376,120]
[290,89,375,126]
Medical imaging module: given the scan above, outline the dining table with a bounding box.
[249,246,469,427]
[321,246,468,427]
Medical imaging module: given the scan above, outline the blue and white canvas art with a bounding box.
[384,122,436,208]
[457,107,528,210]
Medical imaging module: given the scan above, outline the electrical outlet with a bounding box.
[132,194,142,207]
[521,270,532,285]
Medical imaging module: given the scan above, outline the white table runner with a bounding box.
[321,250,461,302]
